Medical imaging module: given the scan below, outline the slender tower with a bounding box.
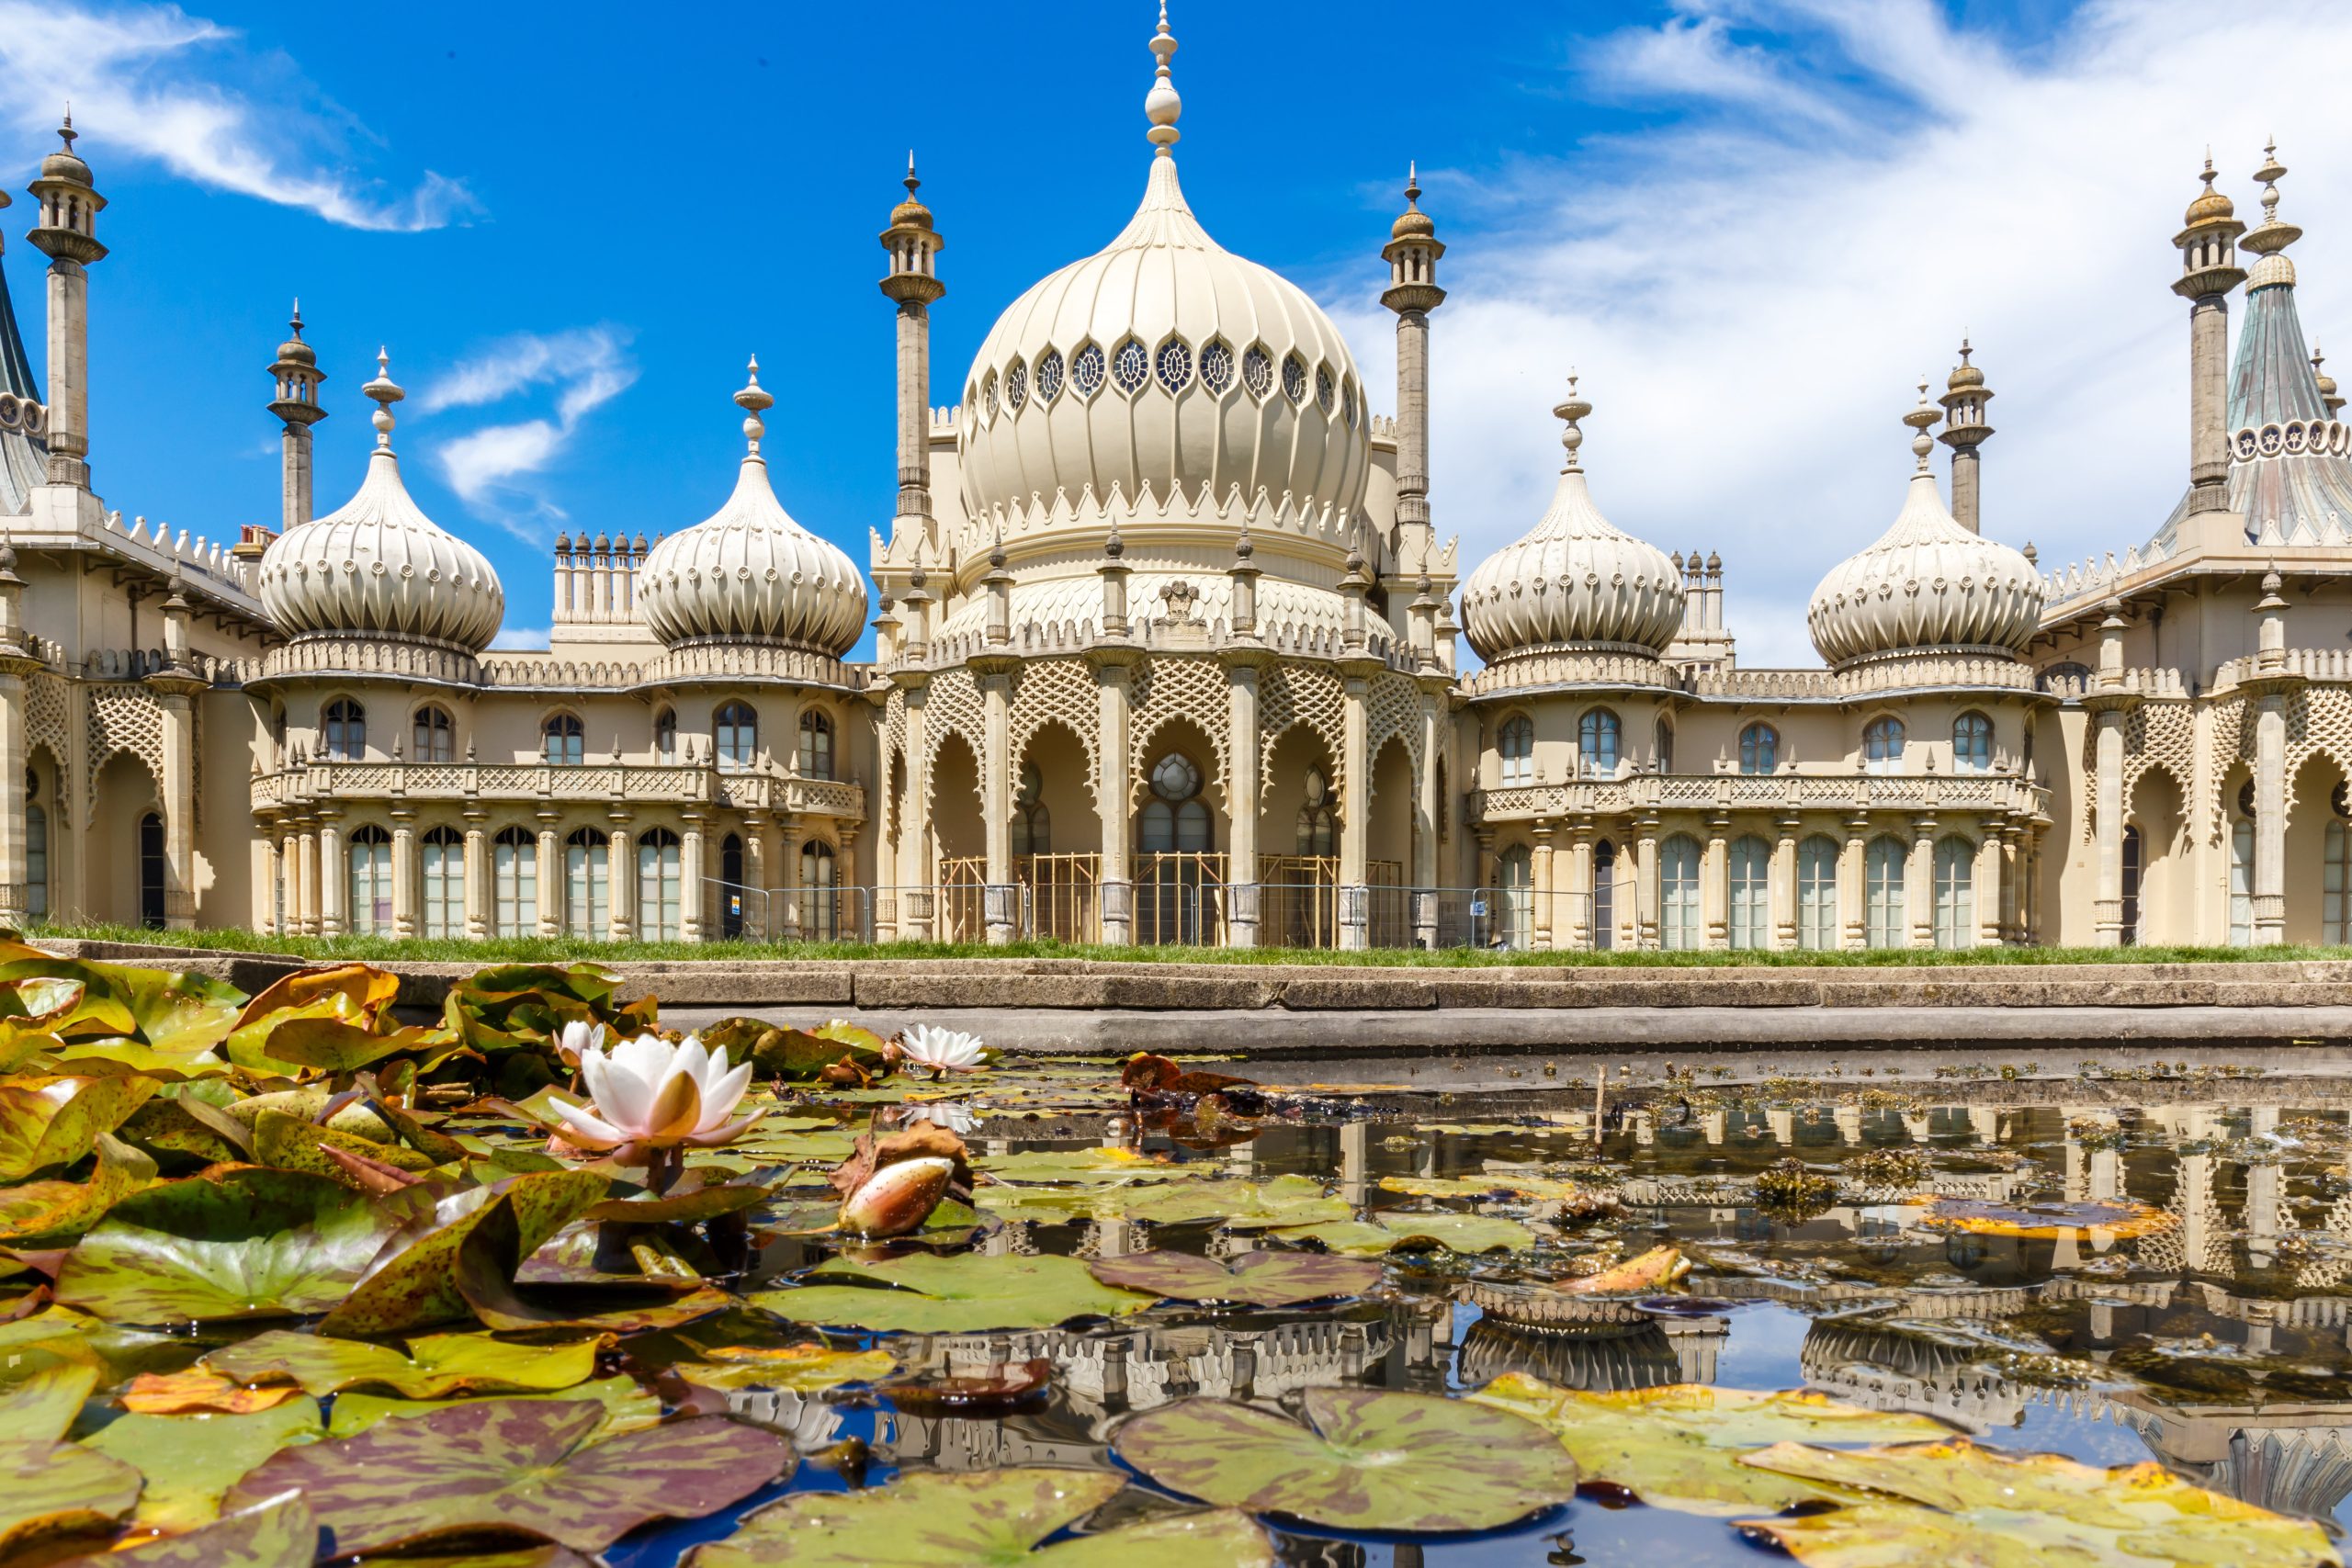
[25,114,106,491]
[1938,339,1994,533]
[1381,164,1446,572]
[267,303,328,531]
[879,155,945,537]
[2173,155,2246,515]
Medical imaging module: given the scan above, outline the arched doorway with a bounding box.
[1592,839,1618,951]
[2120,826,2143,946]
[138,813,164,930]
[1496,843,1532,950]
[719,833,746,939]
[1137,746,1215,945]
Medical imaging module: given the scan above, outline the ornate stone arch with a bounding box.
[1007,657,1099,798]
[916,666,984,818]
[85,685,164,816]
[1259,660,1345,798]
[1365,670,1425,778]
[1128,656,1230,802]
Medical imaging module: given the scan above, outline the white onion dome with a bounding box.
[1807,389,2044,668]
[256,352,503,652]
[637,361,868,655]
[1459,381,1686,661]
[955,7,1371,537]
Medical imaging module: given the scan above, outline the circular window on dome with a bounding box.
[1243,345,1273,400]
[1156,338,1193,394]
[982,371,999,422]
[1037,349,1066,403]
[1283,354,1308,405]
[1200,339,1234,396]
[1005,360,1027,412]
[1150,752,1202,802]
[1315,366,1336,414]
[1072,344,1105,398]
[1113,339,1149,395]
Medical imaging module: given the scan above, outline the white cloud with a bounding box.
[0,0,476,231]
[489,626,550,651]
[418,328,638,533]
[1348,0,2352,666]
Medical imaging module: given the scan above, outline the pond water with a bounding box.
[602,1050,2352,1566]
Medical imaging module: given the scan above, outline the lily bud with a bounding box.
[839,1156,955,1238]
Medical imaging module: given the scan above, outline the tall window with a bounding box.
[2230,817,2255,947]
[802,840,839,941]
[1654,717,1675,774]
[1578,708,1621,779]
[2122,825,2144,946]
[1592,840,1618,951]
[2327,824,2352,946]
[1296,766,1336,856]
[421,826,464,940]
[492,827,538,938]
[23,771,46,920]
[1012,762,1051,855]
[1863,716,1905,774]
[1138,753,1212,852]
[542,714,585,765]
[638,828,682,942]
[1933,835,1974,949]
[565,828,610,939]
[1658,834,1702,951]
[1865,835,1908,949]
[797,710,834,780]
[1797,834,1839,950]
[1738,724,1779,776]
[1498,716,1534,787]
[1952,712,1993,774]
[323,699,366,761]
[139,813,165,929]
[347,825,392,937]
[653,708,677,763]
[412,705,455,763]
[1495,843,1533,951]
[716,703,758,769]
[1728,835,1771,950]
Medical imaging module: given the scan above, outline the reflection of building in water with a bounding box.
[1457,1316,1724,1392]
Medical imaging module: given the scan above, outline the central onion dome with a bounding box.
[257,352,503,652]
[954,8,1371,536]
[1459,380,1686,662]
[1807,389,2043,668]
[637,361,867,655]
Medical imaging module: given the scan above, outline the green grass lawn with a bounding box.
[25,919,2352,968]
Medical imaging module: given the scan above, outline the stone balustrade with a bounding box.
[1470,771,2047,824]
[252,759,866,822]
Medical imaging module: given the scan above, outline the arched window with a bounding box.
[653,708,677,764]
[492,826,537,938]
[1495,843,1533,951]
[1952,712,1993,774]
[1654,717,1676,775]
[1863,716,1905,774]
[421,826,464,940]
[1865,835,1907,948]
[1138,751,1212,945]
[1738,723,1779,776]
[715,702,758,769]
[565,828,609,939]
[2122,825,2144,946]
[1012,762,1051,856]
[1138,752,1212,852]
[139,813,165,929]
[2230,816,2255,947]
[322,699,366,762]
[638,828,682,942]
[1727,834,1771,950]
[1296,765,1336,856]
[1933,835,1974,949]
[1658,834,1702,950]
[1796,834,1839,950]
[1498,716,1534,788]
[23,770,46,921]
[542,714,585,766]
[802,840,839,941]
[1592,840,1618,951]
[1578,708,1622,780]
[2327,822,2352,946]
[797,709,834,781]
[346,825,392,937]
[412,705,455,764]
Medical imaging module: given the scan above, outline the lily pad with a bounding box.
[1911,1197,2177,1240]
[1466,1373,1953,1516]
[325,1375,663,1439]
[451,1195,732,1334]
[1114,1177,1352,1230]
[202,1327,599,1398]
[973,1148,1204,1186]
[0,1076,157,1181]
[224,1399,789,1553]
[688,1467,1273,1566]
[0,1131,156,1243]
[1087,1250,1383,1307]
[1271,1212,1537,1256]
[318,1168,608,1337]
[757,1253,1156,1333]
[251,1110,436,1179]
[1736,1437,2339,1567]
[0,1360,97,1440]
[670,1342,897,1393]
[582,1167,780,1224]
[54,1492,315,1568]
[0,1437,142,1554]
[119,1371,303,1415]
[80,1396,324,1529]
[1114,1387,1576,1532]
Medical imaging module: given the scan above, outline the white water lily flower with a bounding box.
[897,1024,989,1076]
[554,1020,605,1068]
[549,1032,763,1155]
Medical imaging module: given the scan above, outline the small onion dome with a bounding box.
[1806,388,2043,668]
[637,358,868,655]
[256,350,504,651]
[276,302,317,368]
[890,156,934,230]
[39,118,92,186]
[2185,161,2236,225]
[1459,378,1686,662]
[1392,162,1436,240]
[1947,353,1983,392]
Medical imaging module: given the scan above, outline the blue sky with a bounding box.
[0,0,2343,663]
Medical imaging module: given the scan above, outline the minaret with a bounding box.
[1938,339,1995,533]
[2317,348,2345,417]
[878,154,945,538]
[25,114,107,491]
[1381,162,1446,572]
[2173,154,2247,515]
[266,302,328,532]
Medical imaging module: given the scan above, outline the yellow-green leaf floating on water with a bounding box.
[688,1468,1273,1567]
[1270,1211,1537,1255]
[756,1253,1156,1333]
[1735,1438,2341,1568]
[0,1436,142,1555]
[202,1327,600,1398]
[1466,1374,1954,1516]
[80,1396,323,1530]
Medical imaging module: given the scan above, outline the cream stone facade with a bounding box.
[2,25,2349,952]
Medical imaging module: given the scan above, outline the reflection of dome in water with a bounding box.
[1800,1320,2027,1428]
[1458,1317,1685,1393]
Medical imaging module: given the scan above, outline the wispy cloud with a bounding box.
[1342,0,2352,666]
[489,626,550,651]
[0,0,477,231]
[418,328,638,536]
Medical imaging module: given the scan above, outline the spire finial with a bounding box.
[1554,371,1591,471]
[363,348,403,446]
[2243,138,2301,264]
[735,354,774,455]
[904,151,919,197]
[1903,377,1939,468]
[289,299,304,338]
[2258,137,2287,226]
[1145,1,1182,155]
[1405,159,1420,209]
[57,106,73,152]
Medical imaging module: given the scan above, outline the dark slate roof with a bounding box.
[0,247,44,517]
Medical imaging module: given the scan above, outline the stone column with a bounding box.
[535,818,560,937]
[976,663,1016,944]
[680,813,706,942]
[606,816,634,942]
[1998,823,2023,945]
[1908,816,1936,948]
[1772,815,1799,950]
[292,820,316,936]
[780,818,805,942]
[1702,812,1730,949]
[899,677,933,940]
[0,663,28,925]
[317,811,345,937]
[252,831,277,932]
[462,810,488,939]
[2091,707,2128,944]
[1566,823,1592,951]
[1634,812,1660,950]
[1338,667,1374,950]
[1974,821,2004,948]
[151,684,199,929]
[1091,652,1137,945]
[1531,821,1555,952]
[1223,655,1264,949]
[389,806,416,940]
[1840,814,1867,951]
[2254,692,2288,942]
[1413,691,1441,947]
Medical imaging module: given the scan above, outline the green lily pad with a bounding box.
[0,1361,98,1441]
[973,1149,1205,1186]
[318,1168,608,1337]
[325,1375,662,1439]
[1466,1373,1955,1516]
[688,1467,1273,1566]
[581,1167,780,1224]
[202,1328,598,1399]
[1112,1177,1351,1230]
[0,1437,142,1555]
[670,1343,897,1393]
[0,1076,158,1181]
[54,1492,315,1568]
[757,1253,1156,1333]
[0,1131,157,1244]
[251,1109,436,1179]
[451,1197,733,1334]
[1114,1388,1576,1532]
[53,1168,397,1325]
[1271,1212,1537,1256]
[224,1399,788,1554]
[80,1396,324,1530]
[1087,1250,1383,1307]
